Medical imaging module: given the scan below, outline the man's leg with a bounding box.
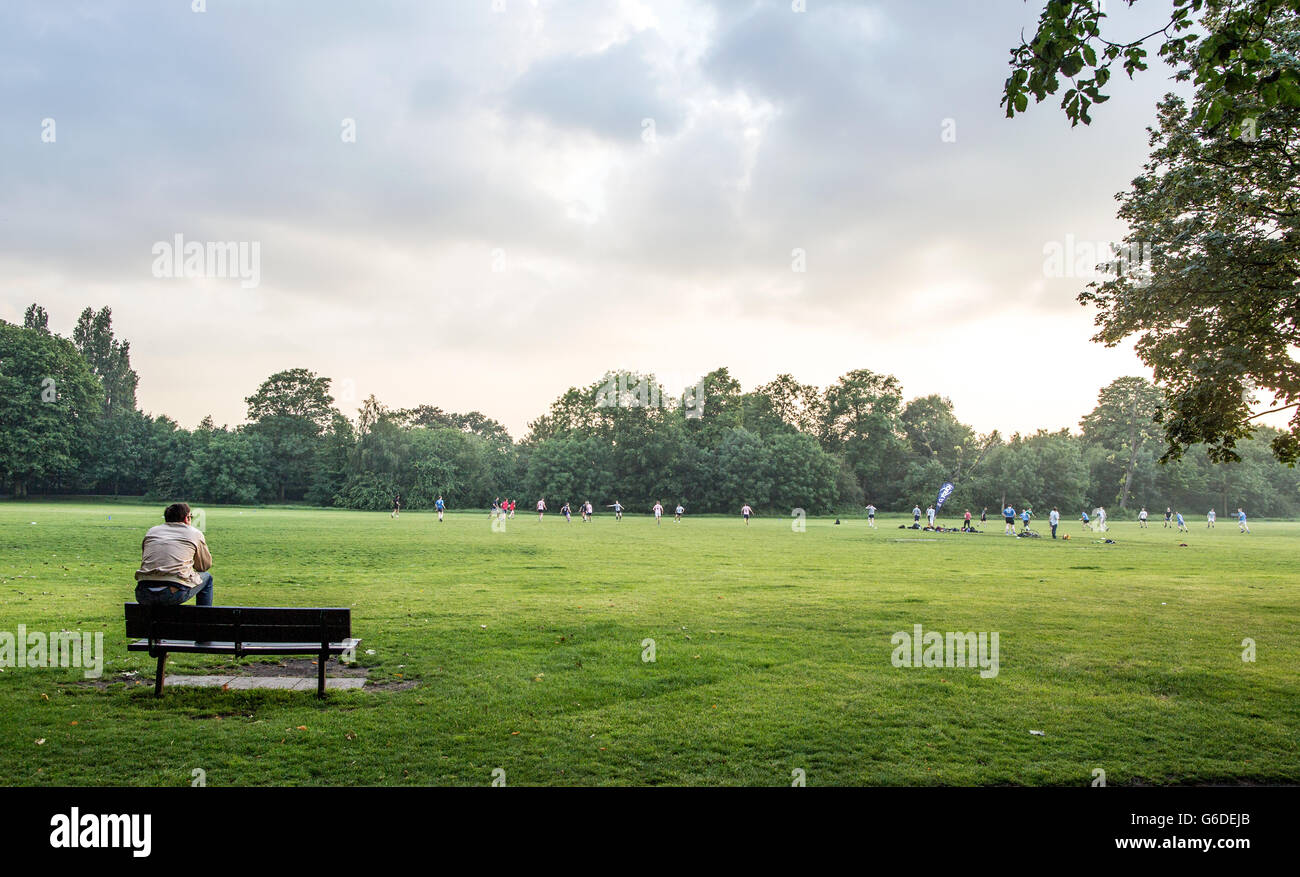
[193,572,214,607]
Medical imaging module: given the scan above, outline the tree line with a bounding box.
[3,303,1299,517]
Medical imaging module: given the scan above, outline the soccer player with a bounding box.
[652,501,663,525]
[926,505,936,528]
[561,502,572,522]
[1020,507,1033,533]
[435,495,445,522]
[980,507,987,524]
[1097,507,1108,531]
[1003,504,1016,535]
[391,494,402,519]
[607,501,623,521]
[1207,508,1216,528]
[674,503,684,523]
[912,505,922,526]
[741,504,753,525]
[536,498,546,521]
[1080,510,1089,530]
[1238,508,1250,533]
[1176,511,1188,532]
[1138,507,1149,528]
[508,499,516,519]
[585,501,593,522]
[963,509,972,531]
[865,504,876,528]
[1049,507,1060,539]
[1164,507,1172,528]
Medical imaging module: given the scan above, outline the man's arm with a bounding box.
[193,534,213,572]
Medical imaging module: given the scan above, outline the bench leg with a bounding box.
[155,653,168,698]
[318,650,327,698]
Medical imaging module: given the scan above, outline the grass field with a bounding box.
[1,500,1297,786]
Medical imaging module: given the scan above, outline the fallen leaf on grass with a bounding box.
[296,725,308,731]
[345,732,356,741]
[35,739,45,745]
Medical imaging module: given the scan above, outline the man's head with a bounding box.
[163,502,192,524]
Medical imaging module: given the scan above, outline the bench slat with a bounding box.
[127,637,360,656]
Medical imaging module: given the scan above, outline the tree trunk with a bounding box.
[1119,422,1140,509]
[1120,441,1139,509]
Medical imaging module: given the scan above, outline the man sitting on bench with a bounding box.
[134,502,214,607]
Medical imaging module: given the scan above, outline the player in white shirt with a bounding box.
[865,504,876,528]
[674,504,684,522]
[652,502,663,525]
[1138,507,1149,528]
[741,504,753,525]
[536,498,546,522]
[926,505,936,528]
[1048,507,1060,539]
[607,501,623,521]
[1207,509,1216,528]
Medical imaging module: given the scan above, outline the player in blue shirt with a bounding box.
[1003,505,1016,535]
[1080,510,1089,531]
[1020,508,1033,533]
[1176,511,1187,532]
[1238,508,1250,533]
[435,496,445,522]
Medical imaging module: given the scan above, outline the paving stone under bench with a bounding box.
[164,675,365,690]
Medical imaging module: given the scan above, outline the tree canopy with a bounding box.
[6,304,1300,518]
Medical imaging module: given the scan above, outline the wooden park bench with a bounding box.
[125,604,361,698]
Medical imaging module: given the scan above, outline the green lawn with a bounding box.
[0,500,1296,786]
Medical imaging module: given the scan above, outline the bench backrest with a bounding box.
[125,604,351,644]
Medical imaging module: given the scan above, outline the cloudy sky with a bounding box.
[1,0,1199,438]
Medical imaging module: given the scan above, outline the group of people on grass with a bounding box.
[529,499,754,525]
[1135,506,1249,532]
[393,494,761,525]
[882,501,1251,539]
[391,494,448,521]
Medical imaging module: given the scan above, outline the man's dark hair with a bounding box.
[163,502,192,523]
